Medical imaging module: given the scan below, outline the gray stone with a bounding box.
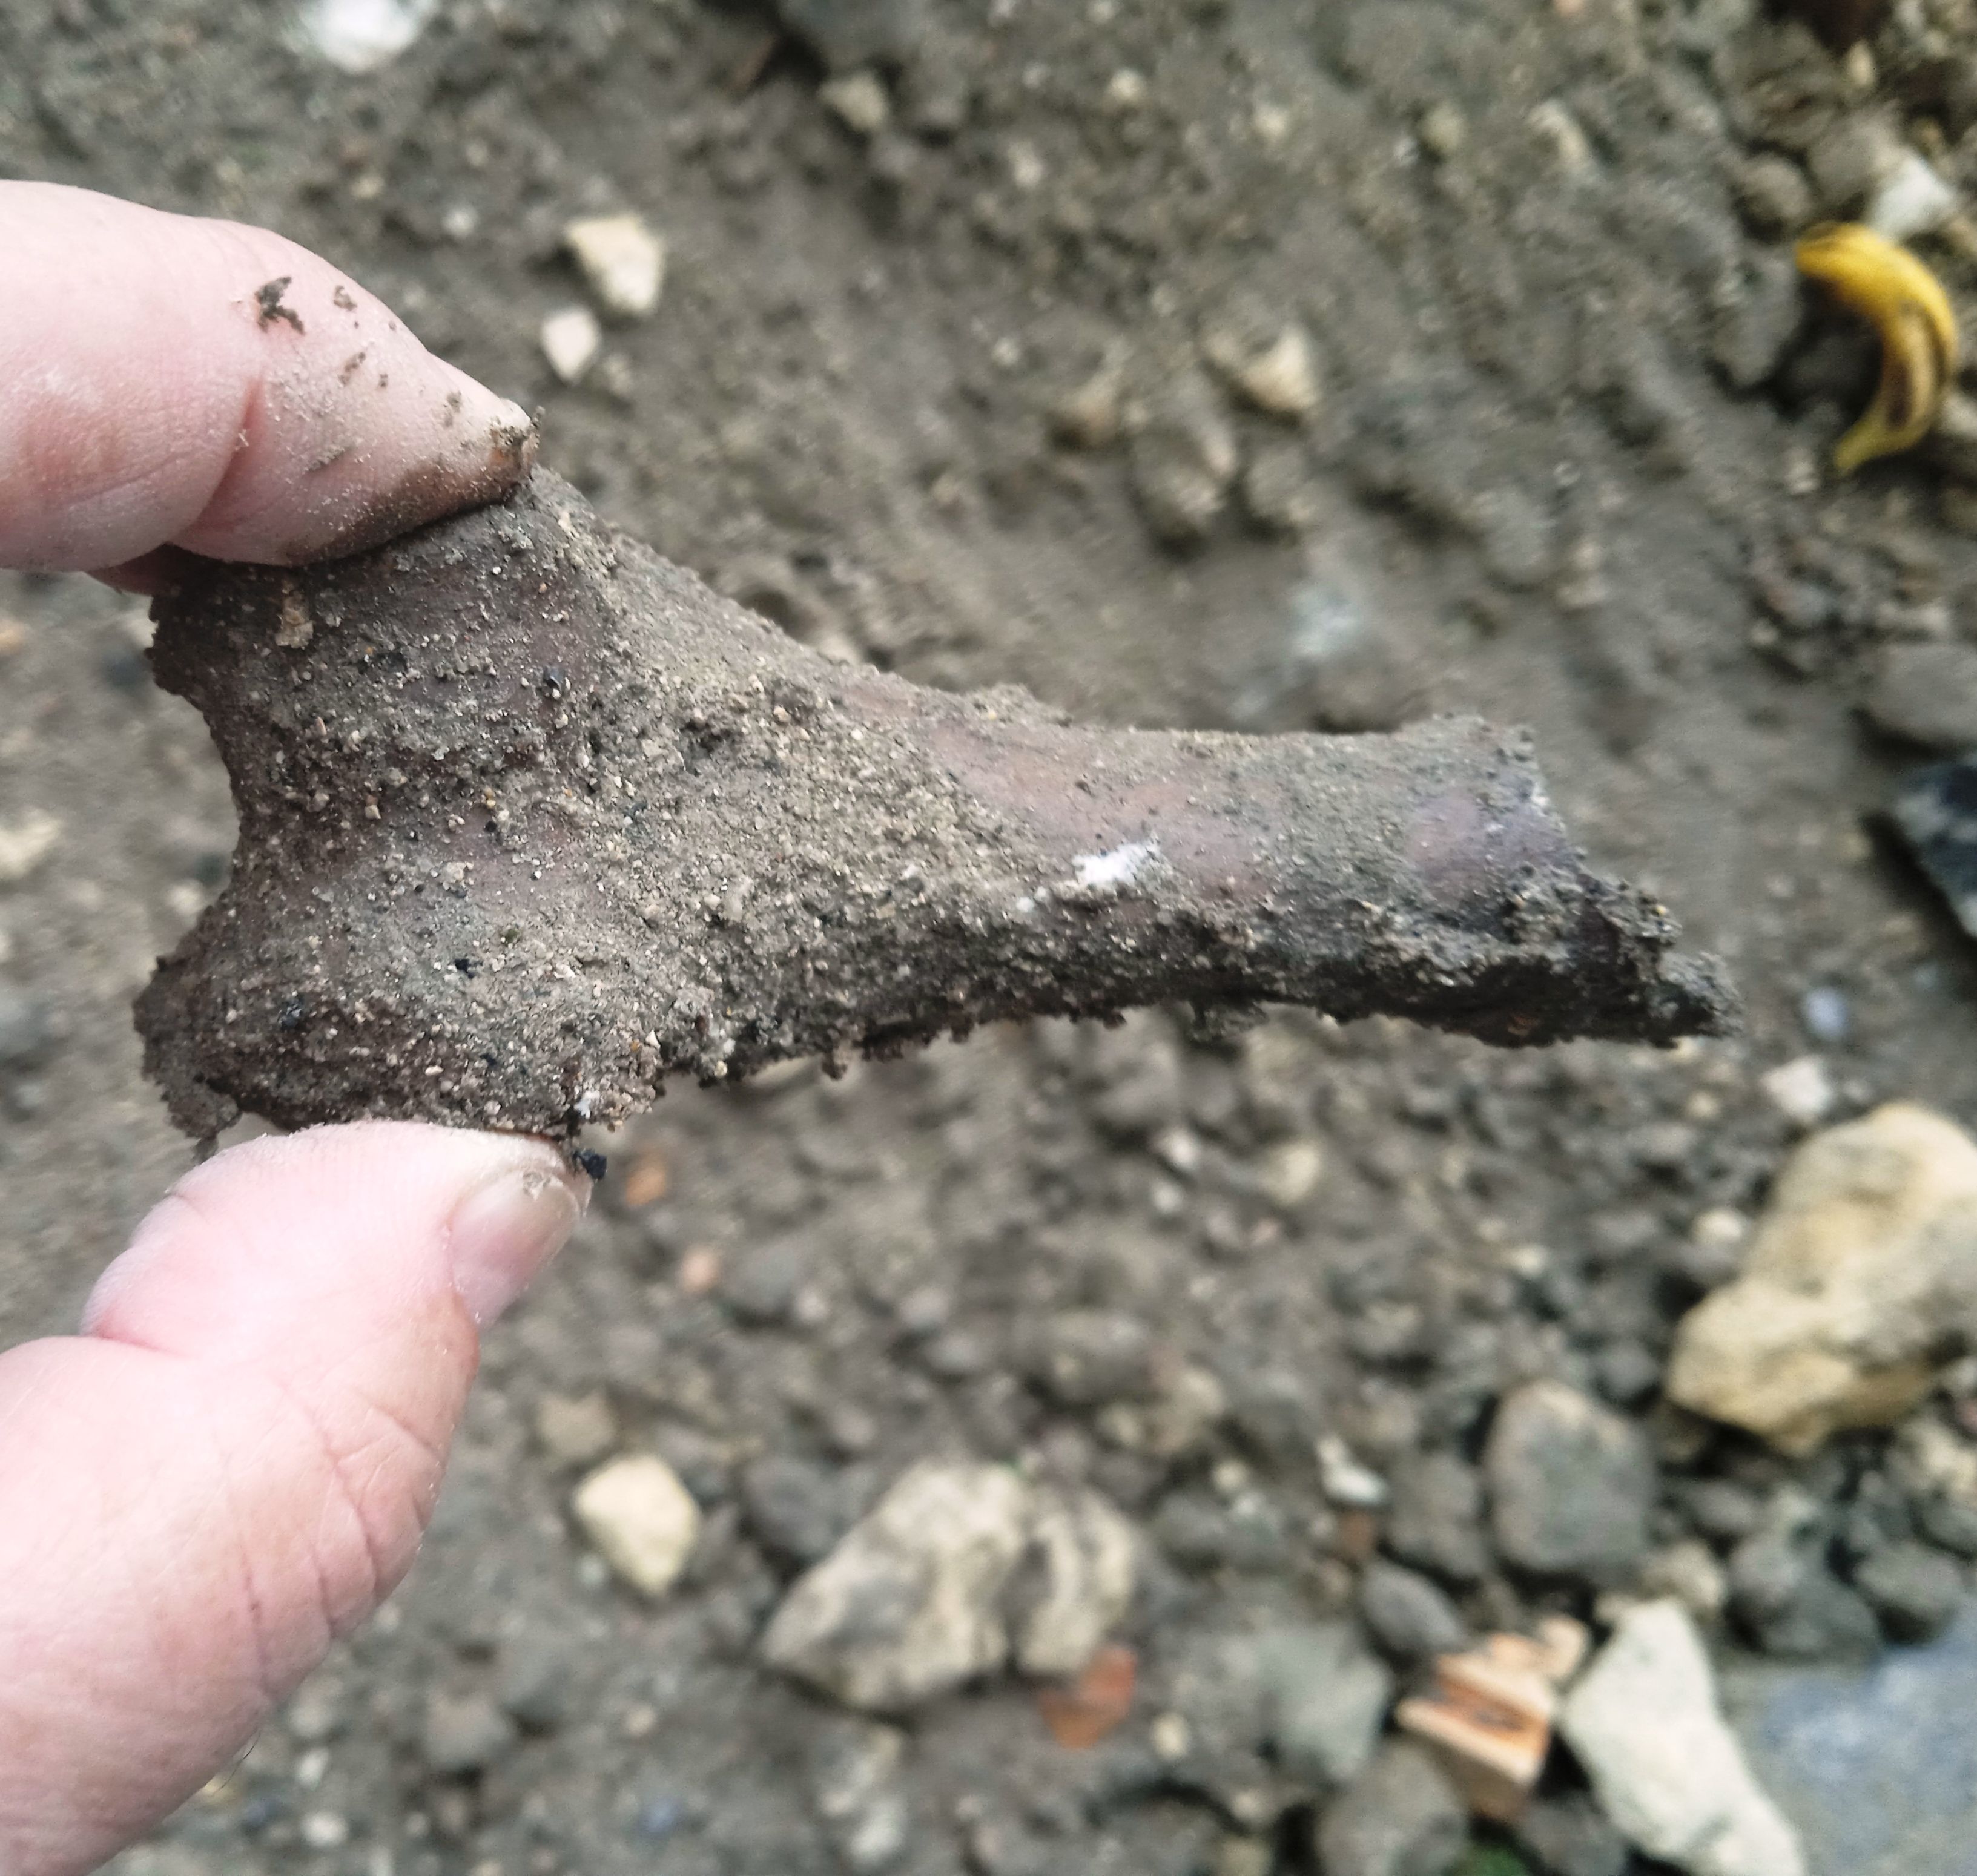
[1023,1310,1157,1407]
[724,1237,811,1325]
[1853,1542,1965,1644]
[420,1690,518,1776]
[1385,1452,1490,1585]
[496,1631,573,1732]
[1562,1601,1806,1876]
[1262,1622,1393,1789]
[1312,1739,1467,1876]
[0,986,54,1072]
[761,1460,1030,1711]
[1685,1479,1767,1547]
[742,1455,856,1567]
[1863,642,1977,754]
[1915,1490,1977,1557]
[1513,1792,1629,1876]
[1724,1601,1977,1876]
[1152,1487,1292,1573]
[1011,1486,1137,1677]
[1484,1381,1655,1580]
[1806,113,1906,218]
[1358,1560,1468,1663]
[1735,154,1815,237]
[1730,1527,1881,1661]
[1712,254,1807,392]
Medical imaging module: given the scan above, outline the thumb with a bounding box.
[0,1122,587,1876]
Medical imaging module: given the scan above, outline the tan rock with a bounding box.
[761,1461,1032,1711]
[563,213,666,320]
[572,1455,701,1598]
[820,70,891,137]
[1666,1103,1977,1455]
[1203,320,1322,419]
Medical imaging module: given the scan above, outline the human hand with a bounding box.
[0,183,590,1875]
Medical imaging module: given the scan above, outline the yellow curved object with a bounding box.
[1795,222,1960,475]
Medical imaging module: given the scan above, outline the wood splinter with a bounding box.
[136,472,1736,1144]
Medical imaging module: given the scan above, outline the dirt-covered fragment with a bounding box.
[136,474,1734,1144]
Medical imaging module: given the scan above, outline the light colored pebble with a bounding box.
[1759,1056,1836,1130]
[0,811,62,886]
[541,306,603,384]
[563,213,666,320]
[572,1454,701,1598]
[820,70,891,137]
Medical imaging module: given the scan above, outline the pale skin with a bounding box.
[0,183,592,1876]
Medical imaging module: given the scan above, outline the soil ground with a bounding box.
[5,2,1977,1873]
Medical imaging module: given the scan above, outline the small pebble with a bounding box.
[1760,1055,1837,1129]
[302,0,436,74]
[535,1391,617,1469]
[636,1796,686,1841]
[299,1812,350,1851]
[1800,986,1850,1046]
[564,213,666,320]
[1419,100,1466,159]
[0,812,62,885]
[541,306,603,384]
[1867,150,1959,243]
[572,1454,702,1598]
[820,69,891,137]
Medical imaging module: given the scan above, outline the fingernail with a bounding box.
[448,1158,586,1326]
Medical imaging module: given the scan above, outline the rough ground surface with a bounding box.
[140,472,1728,1144]
[4,1,1977,1874]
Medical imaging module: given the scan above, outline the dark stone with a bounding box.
[1593,1340,1664,1409]
[741,1455,855,1567]
[1682,1478,1766,1547]
[1731,1529,1881,1659]
[1484,1381,1655,1580]
[0,987,56,1073]
[1385,1453,1490,1585]
[1358,1560,1468,1663]
[776,0,928,71]
[1891,757,1977,942]
[1313,1740,1467,1876]
[1855,1542,1966,1644]
[1225,1366,1324,1466]
[1152,1488,1290,1573]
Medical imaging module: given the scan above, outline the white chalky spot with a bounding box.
[299,0,438,73]
[1072,838,1158,892]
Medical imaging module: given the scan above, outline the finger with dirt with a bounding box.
[0,182,535,585]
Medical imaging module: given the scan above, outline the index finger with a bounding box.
[0,182,535,578]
